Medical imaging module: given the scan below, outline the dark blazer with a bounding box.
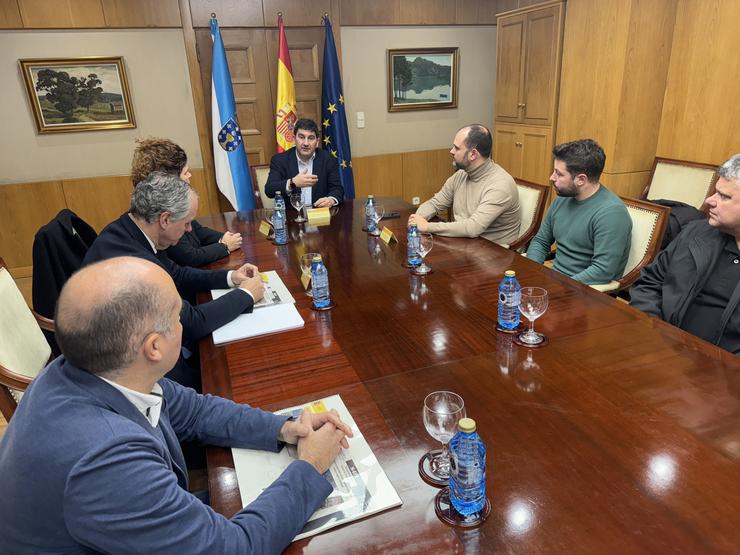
[631,219,740,354]
[265,146,344,204]
[0,357,331,554]
[166,221,230,267]
[82,213,253,343]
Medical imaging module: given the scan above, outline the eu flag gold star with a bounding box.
[331,149,338,158]
[323,135,331,145]
[349,160,353,168]
[327,103,337,114]
[340,159,347,168]
[322,118,330,128]
[339,95,344,104]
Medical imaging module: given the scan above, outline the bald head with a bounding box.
[460,124,492,159]
[55,257,181,376]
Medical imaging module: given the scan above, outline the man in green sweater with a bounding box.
[526,139,631,285]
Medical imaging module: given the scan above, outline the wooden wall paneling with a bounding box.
[180,0,221,219]
[0,0,22,28]
[339,0,400,25]
[519,124,552,184]
[262,0,334,27]
[0,180,66,271]
[610,0,676,173]
[657,0,740,165]
[521,3,562,126]
[517,0,546,8]
[188,0,264,27]
[398,0,456,24]
[61,176,132,233]
[495,13,525,122]
[455,0,517,24]
[493,124,521,176]
[18,0,105,27]
[402,149,454,203]
[101,0,181,28]
[600,171,650,199]
[352,153,403,199]
[188,168,213,216]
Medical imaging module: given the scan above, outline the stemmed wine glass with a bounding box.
[290,191,307,223]
[518,287,549,345]
[300,252,320,297]
[412,232,434,275]
[370,204,385,236]
[420,391,466,485]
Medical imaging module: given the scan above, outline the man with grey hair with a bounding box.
[408,124,520,245]
[0,257,351,553]
[631,153,740,354]
[83,172,264,385]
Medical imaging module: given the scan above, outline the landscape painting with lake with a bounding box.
[20,56,136,134]
[387,48,459,112]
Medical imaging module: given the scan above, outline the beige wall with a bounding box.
[0,29,202,184]
[340,25,497,157]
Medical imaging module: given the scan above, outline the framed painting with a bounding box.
[387,47,459,112]
[19,56,136,134]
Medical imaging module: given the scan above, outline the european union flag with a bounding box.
[321,15,355,200]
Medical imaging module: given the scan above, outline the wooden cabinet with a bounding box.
[493,0,563,185]
[494,123,552,185]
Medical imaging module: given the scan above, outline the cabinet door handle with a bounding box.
[515,141,523,147]
[517,103,526,108]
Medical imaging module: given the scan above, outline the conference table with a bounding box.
[198,198,740,554]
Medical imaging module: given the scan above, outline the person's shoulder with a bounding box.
[270,147,295,164]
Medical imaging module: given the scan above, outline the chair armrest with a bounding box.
[32,311,55,332]
[589,281,620,293]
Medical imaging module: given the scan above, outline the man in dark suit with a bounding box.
[266,118,344,207]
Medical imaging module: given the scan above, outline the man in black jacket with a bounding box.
[631,154,740,354]
[83,172,264,347]
[265,118,344,208]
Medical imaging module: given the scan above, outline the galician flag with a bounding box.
[275,14,296,153]
[210,16,255,211]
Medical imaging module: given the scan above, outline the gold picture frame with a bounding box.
[387,47,459,112]
[19,56,136,134]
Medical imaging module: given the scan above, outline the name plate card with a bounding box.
[258,220,272,236]
[380,227,397,244]
[307,207,331,225]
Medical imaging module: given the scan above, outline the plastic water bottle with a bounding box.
[449,417,486,517]
[497,270,521,330]
[311,255,331,308]
[273,192,288,244]
[365,195,377,233]
[407,224,421,267]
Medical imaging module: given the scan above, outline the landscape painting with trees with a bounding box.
[20,57,136,134]
[387,48,459,112]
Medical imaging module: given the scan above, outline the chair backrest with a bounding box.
[644,157,718,210]
[0,257,52,420]
[250,164,273,209]
[618,197,670,289]
[509,178,549,251]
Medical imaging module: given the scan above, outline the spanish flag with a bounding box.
[275,15,296,153]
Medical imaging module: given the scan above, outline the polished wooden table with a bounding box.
[199,199,740,554]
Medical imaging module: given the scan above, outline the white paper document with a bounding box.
[231,395,403,541]
[211,270,295,308]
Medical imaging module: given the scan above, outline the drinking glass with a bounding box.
[299,252,320,297]
[412,232,434,275]
[518,287,549,345]
[290,191,307,223]
[370,204,384,236]
[422,391,466,481]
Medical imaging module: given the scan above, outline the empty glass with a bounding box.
[421,391,466,482]
[412,232,434,275]
[518,287,549,345]
[290,191,307,223]
[370,204,384,236]
[299,252,320,297]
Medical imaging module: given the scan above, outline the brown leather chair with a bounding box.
[250,164,272,209]
[642,157,718,211]
[509,178,549,251]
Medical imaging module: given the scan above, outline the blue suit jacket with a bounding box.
[0,357,332,554]
[83,213,252,343]
[265,147,344,204]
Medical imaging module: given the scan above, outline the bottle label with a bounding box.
[499,290,520,307]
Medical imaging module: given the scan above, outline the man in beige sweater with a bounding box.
[408,124,520,245]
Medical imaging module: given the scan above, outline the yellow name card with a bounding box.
[258,220,272,236]
[300,272,312,290]
[380,226,397,244]
[307,207,331,225]
[260,272,270,283]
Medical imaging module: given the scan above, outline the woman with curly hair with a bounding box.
[131,137,242,267]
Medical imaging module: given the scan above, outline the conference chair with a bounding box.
[642,157,718,210]
[590,198,670,295]
[0,256,54,421]
[508,178,549,252]
[250,164,273,209]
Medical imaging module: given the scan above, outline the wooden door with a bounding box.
[521,3,562,126]
[493,123,522,176]
[494,13,525,123]
[520,125,552,184]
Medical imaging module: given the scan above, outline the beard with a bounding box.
[554,183,578,197]
[453,157,470,171]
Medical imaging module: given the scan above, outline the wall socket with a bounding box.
[411,196,420,205]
